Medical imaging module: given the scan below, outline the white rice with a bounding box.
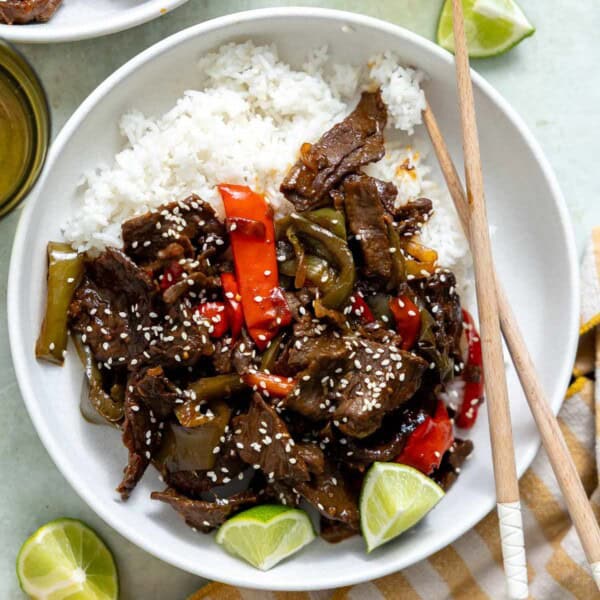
[63,41,471,295]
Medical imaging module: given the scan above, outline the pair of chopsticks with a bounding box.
[422,1,600,597]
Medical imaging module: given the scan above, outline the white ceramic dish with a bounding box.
[8,8,578,591]
[0,0,189,43]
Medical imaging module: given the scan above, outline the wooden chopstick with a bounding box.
[423,101,600,592]
[449,1,528,597]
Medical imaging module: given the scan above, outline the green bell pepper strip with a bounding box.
[36,242,85,365]
[287,213,355,309]
[305,208,347,239]
[73,333,124,425]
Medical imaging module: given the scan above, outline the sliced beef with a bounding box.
[161,271,220,305]
[151,488,257,532]
[295,442,325,475]
[393,197,433,235]
[281,91,387,211]
[144,300,214,369]
[372,178,399,217]
[283,289,314,322]
[296,460,359,529]
[339,406,428,468]
[232,394,309,484]
[282,335,350,420]
[342,174,393,281]
[432,439,474,491]
[320,518,358,543]
[117,367,178,499]
[212,332,257,375]
[411,270,462,381]
[69,248,156,366]
[334,338,428,438]
[122,195,226,265]
[0,0,61,24]
[261,480,302,508]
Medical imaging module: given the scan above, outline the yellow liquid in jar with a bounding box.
[0,68,34,203]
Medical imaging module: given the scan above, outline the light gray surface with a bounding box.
[1,1,598,598]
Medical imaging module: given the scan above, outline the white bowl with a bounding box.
[8,7,578,591]
[0,0,190,43]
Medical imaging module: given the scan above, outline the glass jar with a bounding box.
[0,41,50,218]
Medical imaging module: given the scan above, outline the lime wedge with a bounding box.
[437,0,535,58]
[360,462,445,552]
[216,505,316,570]
[16,518,118,600]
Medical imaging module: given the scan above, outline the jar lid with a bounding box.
[0,41,50,218]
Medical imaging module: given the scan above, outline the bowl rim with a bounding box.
[8,6,580,591]
[0,0,190,44]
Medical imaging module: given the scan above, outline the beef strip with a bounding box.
[283,289,314,322]
[69,248,156,365]
[151,488,257,532]
[282,335,350,420]
[281,91,387,211]
[117,367,179,499]
[261,480,302,508]
[161,271,220,305]
[212,331,257,375]
[372,179,399,217]
[432,439,474,491]
[232,394,309,484]
[339,406,428,468]
[122,194,226,265]
[144,299,214,369]
[320,519,359,544]
[296,460,360,529]
[334,338,429,438]
[0,0,61,24]
[295,442,325,475]
[410,270,462,381]
[393,197,433,235]
[342,173,394,281]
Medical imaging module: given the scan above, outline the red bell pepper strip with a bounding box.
[159,261,184,291]
[220,272,244,341]
[349,293,375,324]
[242,371,296,398]
[456,308,485,429]
[196,302,229,338]
[389,295,421,350]
[218,184,292,349]
[396,400,454,475]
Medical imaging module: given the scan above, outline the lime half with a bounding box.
[16,518,118,600]
[216,505,316,570]
[437,0,535,58]
[360,462,445,552]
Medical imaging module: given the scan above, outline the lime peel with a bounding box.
[16,518,118,600]
[216,505,316,571]
[437,0,535,58]
[360,462,445,552]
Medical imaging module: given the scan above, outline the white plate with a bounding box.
[0,0,190,43]
[8,7,579,591]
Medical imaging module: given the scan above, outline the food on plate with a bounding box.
[36,43,482,568]
[0,0,62,25]
[17,518,118,600]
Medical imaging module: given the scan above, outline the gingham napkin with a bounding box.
[191,228,600,600]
